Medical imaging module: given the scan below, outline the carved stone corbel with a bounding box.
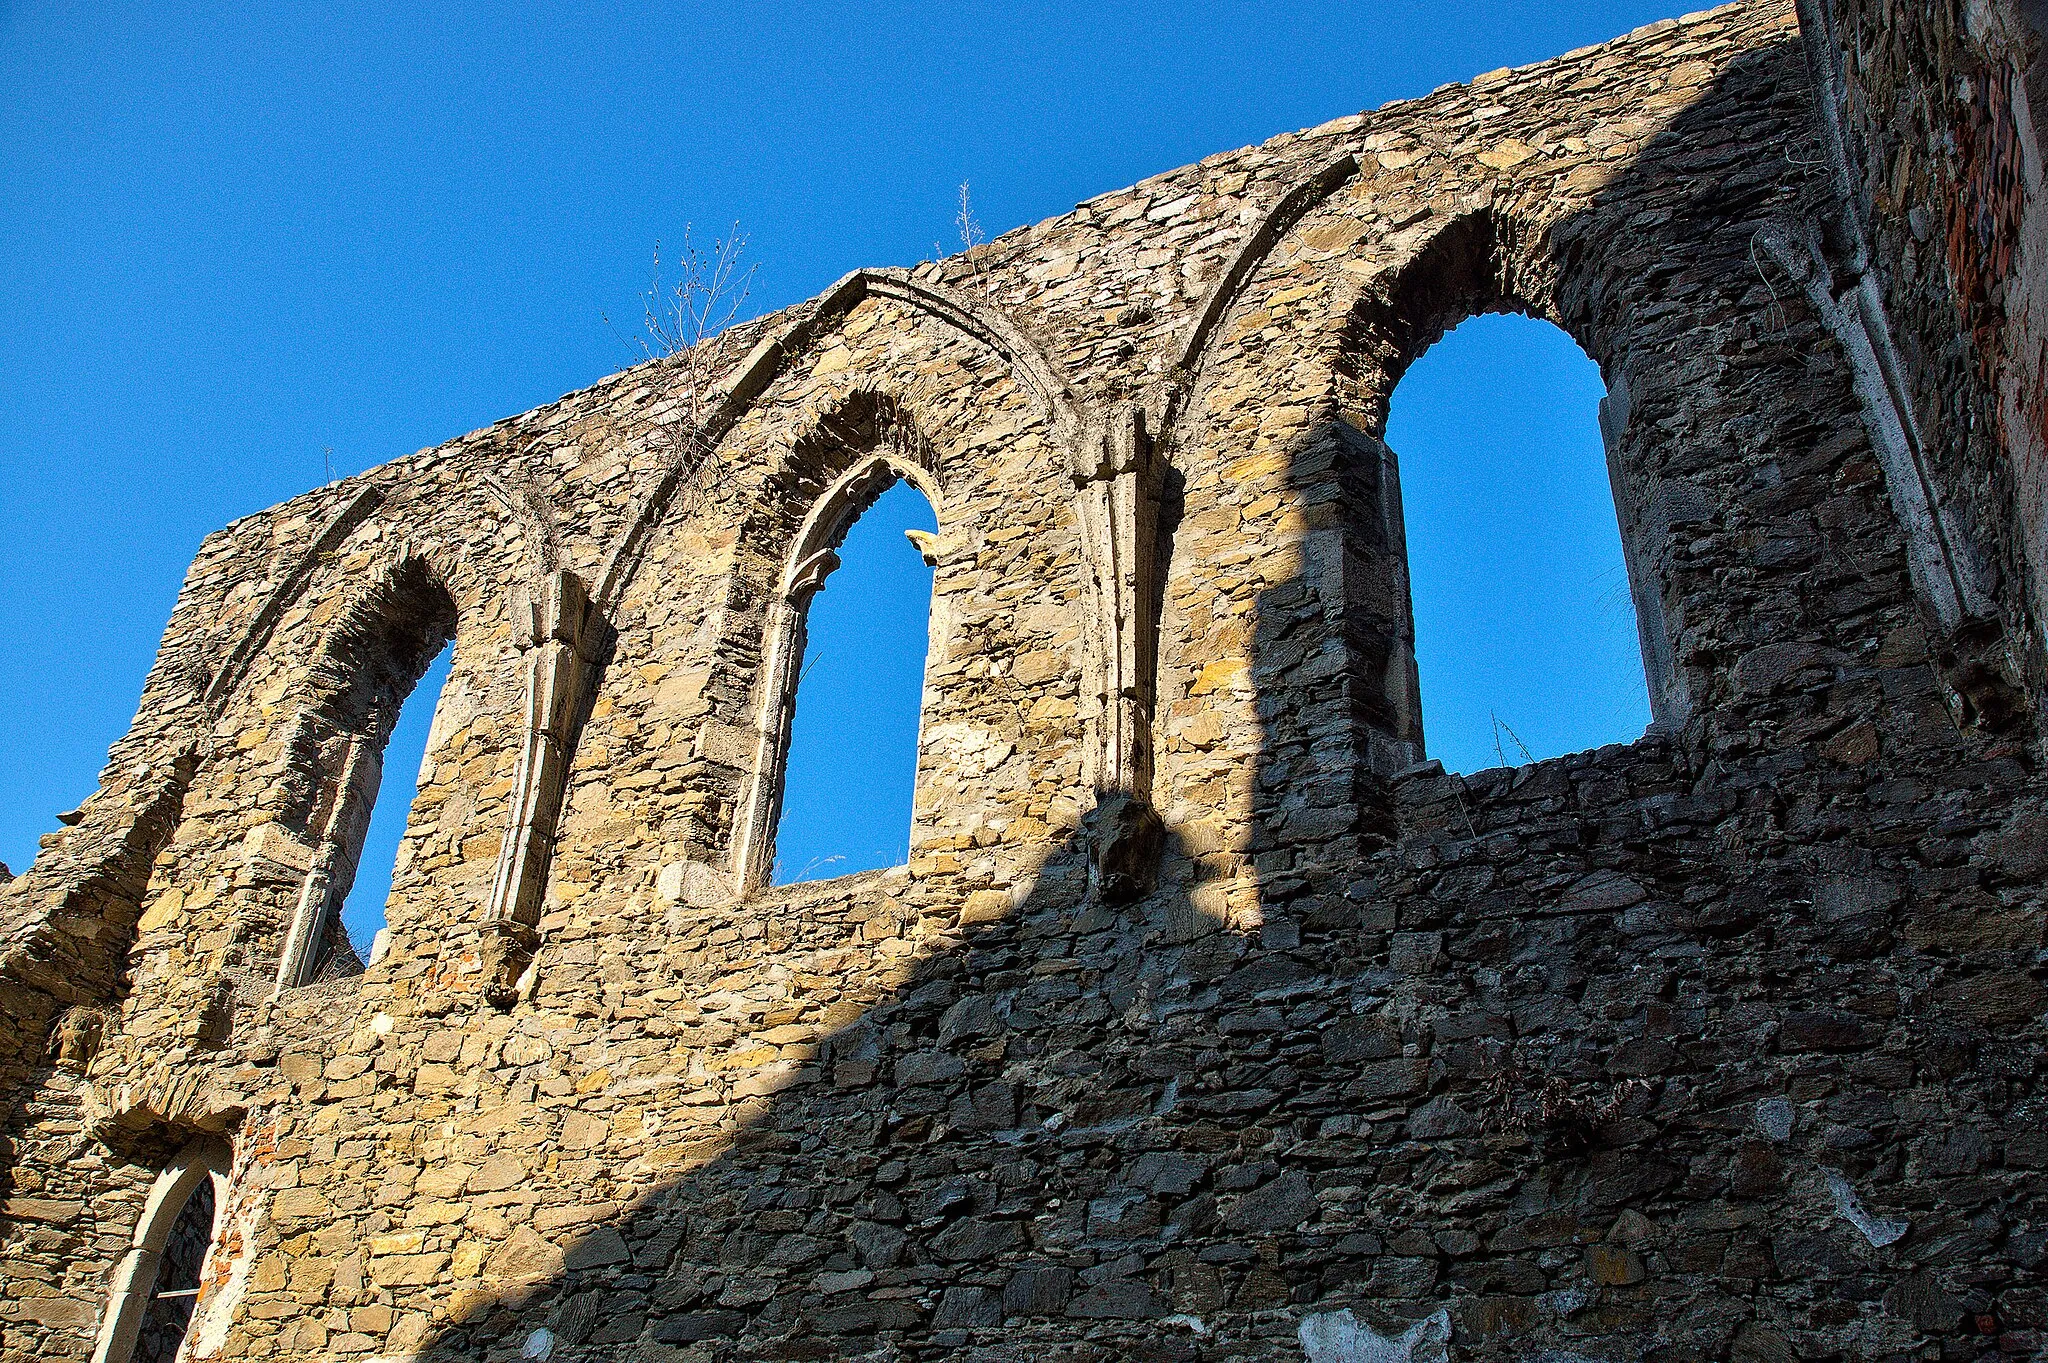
[482,568,607,1002]
[1080,790,1165,905]
[903,529,958,566]
[1068,402,1168,901]
[48,1006,108,1073]
[478,919,542,1007]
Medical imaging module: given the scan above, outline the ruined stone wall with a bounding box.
[3,2,2045,1360]
[1797,0,2048,717]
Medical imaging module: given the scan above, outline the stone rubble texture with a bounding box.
[5,1,2048,1359]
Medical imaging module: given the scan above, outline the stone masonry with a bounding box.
[4,2,2047,1359]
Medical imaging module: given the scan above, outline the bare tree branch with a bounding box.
[956,181,984,255]
[604,222,760,475]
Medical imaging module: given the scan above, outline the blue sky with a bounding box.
[772,483,940,887]
[2,0,1686,905]
[1391,315,1651,774]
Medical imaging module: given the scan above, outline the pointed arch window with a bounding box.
[1333,210,1679,779]
[92,1142,229,1363]
[335,639,454,962]
[735,460,940,891]
[271,560,457,992]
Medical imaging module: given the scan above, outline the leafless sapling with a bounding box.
[607,223,760,477]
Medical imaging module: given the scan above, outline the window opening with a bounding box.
[273,618,454,995]
[96,1147,230,1363]
[336,639,454,964]
[1385,312,1651,773]
[131,1175,216,1363]
[772,480,937,885]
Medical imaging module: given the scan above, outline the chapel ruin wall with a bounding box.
[4,2,2046,1359]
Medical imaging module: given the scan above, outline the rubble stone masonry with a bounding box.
[4,2,2045,1359]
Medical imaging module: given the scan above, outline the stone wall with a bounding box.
[1796,0,2048,716]
[3,2,2044,1360]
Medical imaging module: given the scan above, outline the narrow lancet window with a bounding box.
[96,1145,229,1363]
[132,1177,216,1363]
[1387,313,1652,772]
[337,639,454,963]
[272,564,456,993]
[771,480,937,885]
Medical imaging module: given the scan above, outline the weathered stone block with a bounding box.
[1003,1265,1076,1317]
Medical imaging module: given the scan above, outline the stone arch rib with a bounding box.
[301,550,460,736]
[862,271,1076,422]
[204,477,529,723]
[1162,153,1361,440]
[593,268,1079,614]
[1339,205,1557,434]
[203,483,386,718]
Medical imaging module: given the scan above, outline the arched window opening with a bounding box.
[92,1143,228,1363]
[1385,312,1653,774]
[770,479,938,886]
[272,561,456,992]
[132,1176,214,1363]
[337,639,454,963]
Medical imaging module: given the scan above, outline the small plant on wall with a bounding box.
[1473,1049,1656,1158]
[609,223,759,473]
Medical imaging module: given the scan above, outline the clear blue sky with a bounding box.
[2,0,1686,894]
[1391,315,1651,775]
[772,483,940,887]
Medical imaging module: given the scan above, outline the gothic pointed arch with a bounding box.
[90,1139,232,1363]
[1163,152,1362,438]
[722,393,947,890]
[264,548,461,992]
[595,268,1080,614]
[1334,206,1680,741]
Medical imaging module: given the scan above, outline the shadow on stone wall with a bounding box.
[81,30,2041,1363]
[389,38,1975,1363]
[379,34,1919,1363]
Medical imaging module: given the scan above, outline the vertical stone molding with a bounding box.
[1597,375,1691,728]
[1068,403,1165,803]
[481,568,605,1002]
[1796,0,2048,720]
[1069,404,1170,900]
[1753,220,1994,632]
[1335,423,1428,778]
